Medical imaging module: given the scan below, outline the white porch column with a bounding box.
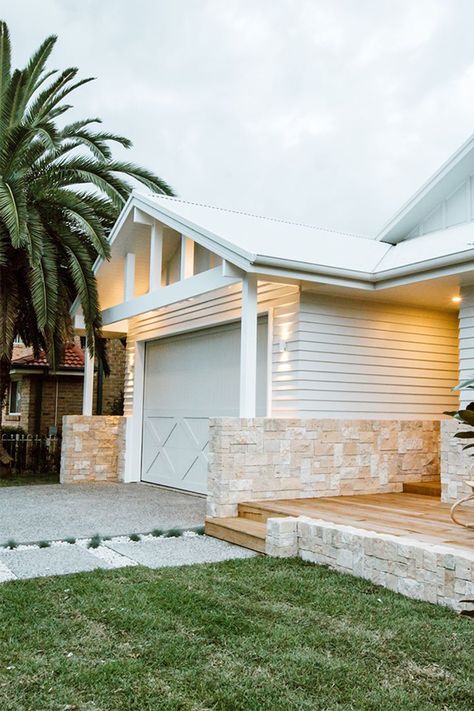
[180,236,194,280]
[149,223,163,291]
[124,252,136,301]
[82,340,94,416]
[239,274,258,417]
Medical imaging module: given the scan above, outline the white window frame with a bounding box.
[9,380,22,415]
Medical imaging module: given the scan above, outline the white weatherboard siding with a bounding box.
[124,282,300,417]
[459,285,474,407]
[277,293,459,418]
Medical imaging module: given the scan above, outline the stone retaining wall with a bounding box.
[440,419,474,502]
[266,516,474,611]
[208,418,440,517]
[60,415,126,483]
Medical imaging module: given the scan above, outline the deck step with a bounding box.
[403,480,441,497]
[237,502,286,523]
[205,517,266,553]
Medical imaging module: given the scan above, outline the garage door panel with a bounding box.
[142,415,209,494]
[141,319,268,493]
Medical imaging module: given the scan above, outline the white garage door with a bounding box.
[141,318,268,493]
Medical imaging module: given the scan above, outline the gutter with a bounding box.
[253,247,474,290]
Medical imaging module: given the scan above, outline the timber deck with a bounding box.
[205,491,474,554]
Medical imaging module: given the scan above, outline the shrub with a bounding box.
[445,379,474,453]
[165,528,183,538]
[88,534,102,549]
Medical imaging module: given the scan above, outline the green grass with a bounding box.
[0,557,472,710]
[0,472,58,487]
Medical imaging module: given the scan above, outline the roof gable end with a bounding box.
[377,132,474,244]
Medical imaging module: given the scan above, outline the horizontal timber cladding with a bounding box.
[123,282,300,416]
[459,284,474,407]
[280,292,459,419]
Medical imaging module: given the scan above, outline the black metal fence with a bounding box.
[0,434,61,476]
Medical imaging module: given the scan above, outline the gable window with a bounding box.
[9,380,22,415]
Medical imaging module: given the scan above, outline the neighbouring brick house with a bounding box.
[1,338,126,436]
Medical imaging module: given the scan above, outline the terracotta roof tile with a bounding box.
[12,343,85,370]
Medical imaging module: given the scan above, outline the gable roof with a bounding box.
[131,192,390,276]
[376,132,474,244]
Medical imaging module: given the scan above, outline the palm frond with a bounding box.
[0,21,173,379]
[0,21,11,103]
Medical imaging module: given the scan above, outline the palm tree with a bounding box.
[0,21,174,429]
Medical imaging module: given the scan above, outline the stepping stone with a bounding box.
[0,545,114,580]
[106,535,256,569]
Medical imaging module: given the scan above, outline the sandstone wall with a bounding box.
[60,415,126,483]
[266,516,474,611]
[208,418,440,517]
[440,419,474,502]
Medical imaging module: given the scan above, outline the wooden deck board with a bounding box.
[239,493,474,553]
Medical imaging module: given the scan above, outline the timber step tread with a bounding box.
[403,480,441,497]
[205,517,266,553]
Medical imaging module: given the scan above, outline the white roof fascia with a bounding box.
[132,192,255,269]
[69,193,136,318]
[376,132,474,245]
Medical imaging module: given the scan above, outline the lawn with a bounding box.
[0,558,472,711]
[0,473,58,487]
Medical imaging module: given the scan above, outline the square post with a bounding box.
[149,223,163,291]
[124,252,136,301]
[239,274,258,417]
[180,236,194,280]
[82,339,94,416]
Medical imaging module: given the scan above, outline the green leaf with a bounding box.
[454,379,474,391]
[457,410,474,426]
[0,177,26,247]
[0,21,11,103]
[454,431,474,439]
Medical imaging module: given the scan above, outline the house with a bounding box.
[1,339,126,436]
[61,133,474,607]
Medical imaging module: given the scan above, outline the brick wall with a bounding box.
[1,338,126,434]
[92,338,126,415]
[60,415,126,483]
[208,418,440,517]
[266,516,474,611]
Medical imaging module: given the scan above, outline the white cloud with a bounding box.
[2,0,474,235]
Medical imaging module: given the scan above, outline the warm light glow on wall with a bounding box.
[452,296,462,304]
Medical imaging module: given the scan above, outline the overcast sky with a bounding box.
[4,0,474,235]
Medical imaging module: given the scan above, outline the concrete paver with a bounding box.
[0,545,113,579]
[0,535,257,582]
[105,535,256,568]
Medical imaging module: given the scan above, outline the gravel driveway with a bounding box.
[0,482,206,545]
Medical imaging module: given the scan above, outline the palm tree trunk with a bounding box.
[0,354,13,475]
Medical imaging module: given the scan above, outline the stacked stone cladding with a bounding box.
[208,418,440,517]
[60,415,126,483]
[440,419,474,502]
[266,516,474,611]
